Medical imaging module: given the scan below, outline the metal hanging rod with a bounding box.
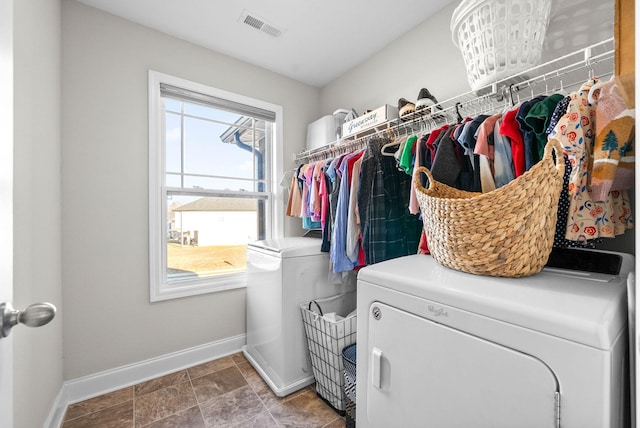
[293,38,615,163]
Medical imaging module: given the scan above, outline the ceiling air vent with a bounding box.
[239,10,282,38]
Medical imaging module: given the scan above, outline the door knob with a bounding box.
[0,301,56,338]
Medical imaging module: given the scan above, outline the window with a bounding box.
[148,71,283,301]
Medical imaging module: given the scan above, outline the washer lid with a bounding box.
[358,254,633,350]
[247,236,324,257]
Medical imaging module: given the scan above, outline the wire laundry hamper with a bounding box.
[451,0,552,91]
[300,291,357,413]
[414,140,564,278]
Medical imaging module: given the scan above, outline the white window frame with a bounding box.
[148,70,284,302]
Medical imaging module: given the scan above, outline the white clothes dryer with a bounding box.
[356,250,634,428]
[243,236,352,397]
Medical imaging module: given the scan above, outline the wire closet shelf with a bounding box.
[293,38,615,163]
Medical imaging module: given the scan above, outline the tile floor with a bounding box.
[62,352,346,427]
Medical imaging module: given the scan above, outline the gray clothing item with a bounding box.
[493,118,515,188]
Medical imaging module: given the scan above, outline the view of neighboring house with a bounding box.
[170,197,258,246]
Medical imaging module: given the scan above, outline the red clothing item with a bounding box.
[346,151,363,186]
[499,107,526,177]
[418,230,430,254]
[318,167,328,229]
[425,124,449,161]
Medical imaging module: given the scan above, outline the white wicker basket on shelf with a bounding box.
[451,0,552,91]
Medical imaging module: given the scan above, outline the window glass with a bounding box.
[165,112,182,174]
[161,99,270,284]
[166,194,256,282]
[164,97,182,113]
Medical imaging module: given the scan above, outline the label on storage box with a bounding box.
[342,105,398,137]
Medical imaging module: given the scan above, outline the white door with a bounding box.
[0,0,14,425]
[366,302,560,428]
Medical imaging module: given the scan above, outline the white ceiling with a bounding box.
[76,0,459,88]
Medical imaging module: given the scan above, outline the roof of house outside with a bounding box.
[172,197,257,212]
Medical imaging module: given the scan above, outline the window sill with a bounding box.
[150,274,247,302]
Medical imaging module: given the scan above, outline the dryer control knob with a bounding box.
[372,306,382,320]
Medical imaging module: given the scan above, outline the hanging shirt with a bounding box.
[423,124,450,172]
[431,127,462,187]
[285,166,304,217]
[457,115,489,156]
[545,96,571,134]
[524,93,564,162]
[303,162,321,229]
[358,138,421,265]
[310,160,325,221]
[346,155,364,263]
[318,163,329,229]
[499,106,526,177]
[409,133,429,215]
[515,95,545,171]
[299,164,312,218]
[457,115,488,191]
[330,152,360,272]
[398,135,417,174]
[492,118,515,188]
[320,164,332,253]
[474,113,502,192]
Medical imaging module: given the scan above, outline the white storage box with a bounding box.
[306,115,336,151]
[306,109,351,150]
[342,105,398,138]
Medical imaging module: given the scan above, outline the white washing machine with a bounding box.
[356,250,634,428]
[243,236,352,397]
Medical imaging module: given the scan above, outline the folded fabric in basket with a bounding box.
[323,312,344,322]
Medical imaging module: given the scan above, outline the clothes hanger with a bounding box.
[587,76,614,104]
[455,102,464,123]
[379,126,401,156]
[587,81,604,104]
[586,52,595,79]
[509,84,517,106]
[381,139,400,156]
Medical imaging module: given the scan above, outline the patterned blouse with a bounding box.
[548,79,633,241]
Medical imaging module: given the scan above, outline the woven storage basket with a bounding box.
[414,140,564,278]
[451,0,552,91]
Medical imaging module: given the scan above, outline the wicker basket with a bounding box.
[451,0,552,91]
[414,140,564,278]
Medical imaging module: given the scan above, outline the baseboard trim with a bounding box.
[46,334,246,428]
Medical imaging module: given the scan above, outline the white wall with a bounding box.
[12,0,64,427]
[320,2,469,117]
[61,0,319,380]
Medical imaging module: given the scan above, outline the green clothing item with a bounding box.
[525,93,564,161]
[399,135,418,175]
